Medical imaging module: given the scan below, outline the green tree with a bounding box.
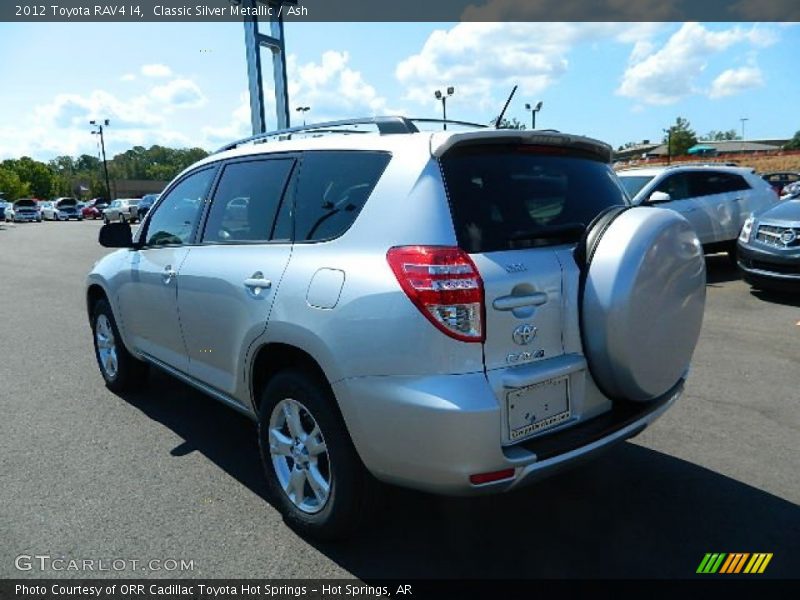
[701,129,740,141]
[664,117,698,156]
[0,167,30,200]
[491,117,526,130]
[784,130,800,150]
[1,156,56,199]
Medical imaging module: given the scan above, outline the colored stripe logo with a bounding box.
[697,553,773,574]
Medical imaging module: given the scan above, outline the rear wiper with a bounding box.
[510,222,586,242]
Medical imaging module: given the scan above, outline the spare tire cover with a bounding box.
[581,206,706,402]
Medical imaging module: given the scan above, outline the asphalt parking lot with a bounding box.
[0,219,797,579]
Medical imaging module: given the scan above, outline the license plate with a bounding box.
[507,377,570,441]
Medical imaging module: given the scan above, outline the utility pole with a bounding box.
[434,87,455,130]
[90,120,111,200]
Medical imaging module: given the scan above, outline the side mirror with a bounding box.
[648,191,671,204]
[99,222,133,248]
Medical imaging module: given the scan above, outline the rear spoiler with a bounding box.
[430,130,613,163]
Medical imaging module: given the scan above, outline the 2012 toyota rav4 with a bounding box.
[85,118,706,540]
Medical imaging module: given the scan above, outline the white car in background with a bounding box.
[617,165,777,259]
[103,198,140,224]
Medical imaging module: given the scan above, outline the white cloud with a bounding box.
[141,63,172,78]
[395,23,662,113]
[617,23,778,105]
[120,73,136,82]
[286,50,394,121]
[202,92,252,146]
[709,65,764,99]
[150,78,207,108]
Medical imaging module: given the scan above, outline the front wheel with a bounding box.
[91,298,148,392]
[257,370,377,540]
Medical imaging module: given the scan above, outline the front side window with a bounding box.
[202,159,294,243]
[655,173,692,201]
[144,168,215,246]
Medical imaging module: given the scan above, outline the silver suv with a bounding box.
[617,164,777,259]
[86,118,706,539]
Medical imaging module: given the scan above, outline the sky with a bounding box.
[0,21,798,161]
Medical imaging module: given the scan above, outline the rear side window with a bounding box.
[292,151,391,242]
[203,159,294,243]
[689,171,750,196]
[440,145,628,253]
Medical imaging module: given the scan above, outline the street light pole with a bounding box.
[434,87,455,130]
[740,117,749,150]
[295,106,310,126]
[90,119,111,200]
[663,127,672,165]
[525,101,543,129]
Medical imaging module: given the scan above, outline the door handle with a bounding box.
[493,292,548,311]
[162,265,177,284]
[244,272,272,296]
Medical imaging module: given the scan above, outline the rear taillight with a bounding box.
[386,246,484,343]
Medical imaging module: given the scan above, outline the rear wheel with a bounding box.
[91,298,148,392]
[257,370,376,540]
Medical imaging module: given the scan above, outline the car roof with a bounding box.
[618,164,756,177]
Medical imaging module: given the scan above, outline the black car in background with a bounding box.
[134,194,159,221]
[737,199,800,291]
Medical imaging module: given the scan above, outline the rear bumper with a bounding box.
[333,372,682,495]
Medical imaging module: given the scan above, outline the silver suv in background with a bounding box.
[86,118,706,540]
[617,165,777,259]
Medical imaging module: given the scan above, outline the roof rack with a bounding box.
[215,116,420,153]
[214,116,489,153]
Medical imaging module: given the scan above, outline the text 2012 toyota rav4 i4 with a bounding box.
[86,118,706,539]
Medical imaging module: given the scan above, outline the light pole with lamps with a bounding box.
[90,119,111,201]
[434,87,455,130]
[740,117,749,150]
[295,106,311,126]
[525,101,543,129]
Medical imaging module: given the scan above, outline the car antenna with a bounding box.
[495,85,518,129]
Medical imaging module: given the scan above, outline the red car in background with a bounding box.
[82,198,109,219]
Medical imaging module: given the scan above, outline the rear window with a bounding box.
[440,145,628,253]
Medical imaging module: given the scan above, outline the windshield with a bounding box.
[618,175,655,200]
[440,145,629,253]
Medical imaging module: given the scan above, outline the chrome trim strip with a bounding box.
[140,353,257,420]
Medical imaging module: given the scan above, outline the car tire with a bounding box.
[726,242,738,266]
[257,369,377,541]
[120,215,127,224]
[91,298,149,392]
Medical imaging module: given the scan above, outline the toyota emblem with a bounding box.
[512,324,537,345]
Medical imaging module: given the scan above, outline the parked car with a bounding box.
[761,171,800,196]
[133,194,159,221]
[42,197,82,221]
[102,198,140,224]
[82,198,109,219]
[11,199,42,222]
[617,164,777,259]
[0,200,10,222]
[737,199,800,291]
[86,118,706,540]
[781,181,800,200]
[3,201,15,222]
